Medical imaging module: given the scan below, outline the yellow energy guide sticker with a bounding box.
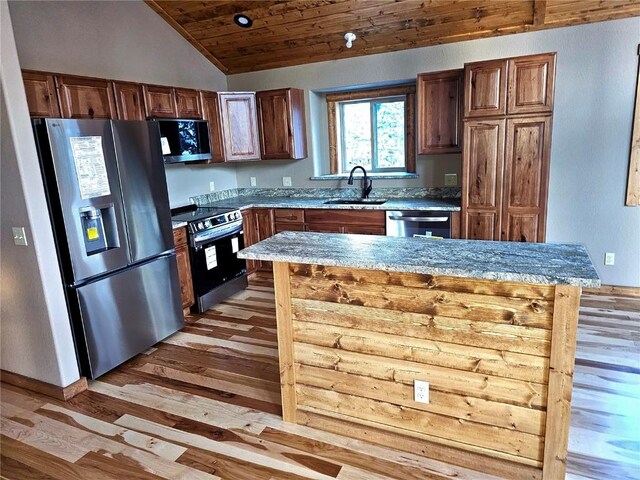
[86,227,99,241]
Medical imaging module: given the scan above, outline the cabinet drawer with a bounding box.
[276,223,306,233]
[274,209,305,223]
[173,227,187,247]
[305,209,385,226]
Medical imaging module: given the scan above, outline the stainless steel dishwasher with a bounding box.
[386,211,452,238]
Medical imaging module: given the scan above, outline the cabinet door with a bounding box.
[417,69,463,154]
[461,119,505,240]
[501,116,551,242]
[22,70,60,117]
[254,208,275,271]
[241,209,258,275]
[200,91,225,162]
[175,88,202,119]
[257,88,307,160]
[507,53,556,115]
[175,245,194,309]
[56,75,117,119]
[218,93,261,161]
[142,84,177,118]
[463,59,508,118]
[113,81,144,120]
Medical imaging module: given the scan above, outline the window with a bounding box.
[327,85,416,175]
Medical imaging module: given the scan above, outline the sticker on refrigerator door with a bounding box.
[205,246,218,270]
[231,237,239,253]
[160,137,171,155]
[69,136,111,199]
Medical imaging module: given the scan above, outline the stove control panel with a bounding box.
[188,210,243,235]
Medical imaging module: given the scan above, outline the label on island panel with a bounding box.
[205,245,218,270]
[70,136,111,199]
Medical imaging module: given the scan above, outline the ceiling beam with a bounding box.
[533,0,547,26]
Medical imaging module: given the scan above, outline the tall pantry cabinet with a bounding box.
[461,53,556,242]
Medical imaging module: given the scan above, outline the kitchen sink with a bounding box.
[324,199,387,205]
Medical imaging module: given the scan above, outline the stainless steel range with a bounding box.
[172,206,247,313]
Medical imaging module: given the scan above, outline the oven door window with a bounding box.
[191,232,246,296]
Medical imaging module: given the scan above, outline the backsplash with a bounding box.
[190,187,461,205]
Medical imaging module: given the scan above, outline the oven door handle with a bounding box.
[191,223,243,249]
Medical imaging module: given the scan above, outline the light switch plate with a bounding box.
[12,227,28,246]
[209,181,216,192]
[414,380,429,404]
[444,173,457,186]
[250,176,257,187]
[282,176,292,187]
[604,252,615,266]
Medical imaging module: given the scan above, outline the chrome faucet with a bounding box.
[347,165,373,199]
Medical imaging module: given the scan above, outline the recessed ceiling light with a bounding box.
[233,14,253,28]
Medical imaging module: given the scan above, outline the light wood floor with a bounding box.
[1,276,638,479]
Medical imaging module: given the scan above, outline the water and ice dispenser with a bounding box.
[79,205,118,255]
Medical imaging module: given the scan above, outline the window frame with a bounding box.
[327,85,416,175]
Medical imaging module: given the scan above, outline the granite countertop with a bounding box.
[238,231,601,287]
[202,196,461,211]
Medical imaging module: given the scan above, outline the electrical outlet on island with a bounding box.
[414,380,430,404]
[282,176,292,187]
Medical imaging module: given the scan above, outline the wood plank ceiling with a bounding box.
[145,0,640,74]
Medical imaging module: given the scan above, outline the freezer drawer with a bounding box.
[75,254,183,378]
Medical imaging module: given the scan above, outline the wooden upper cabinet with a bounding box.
[507,53,556,115]
[501,116,552,242]
[200,91,225,163]
[256,88,307,160]
[142,84,177,118]
[22,70,60,118]
[112,81,144,120]
[56,75,117,119]
[417,69,463,154]
[461,119,505,241]
[218,92,261,161]
[463,59,508,119]
[175,88,202,119]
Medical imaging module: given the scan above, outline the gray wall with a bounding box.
[1,1,80,386]
[8,0,237,207]
[228,18,640,287]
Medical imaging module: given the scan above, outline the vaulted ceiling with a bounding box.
[145,0,640,75]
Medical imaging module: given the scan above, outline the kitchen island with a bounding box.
[238,232,600,480]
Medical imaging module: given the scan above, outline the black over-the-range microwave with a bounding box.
[156,119,212,164]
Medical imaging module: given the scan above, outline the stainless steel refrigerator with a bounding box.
[33,118,184,379]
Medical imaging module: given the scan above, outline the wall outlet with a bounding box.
[209,181,215,192]
[604,252,615,266]
[282,176,292,187]
[12,227,28,246]
[414,380,430,404]
[444,173,457,186]
[250,176,257,187]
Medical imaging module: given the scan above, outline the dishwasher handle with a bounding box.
[387,216,449,222]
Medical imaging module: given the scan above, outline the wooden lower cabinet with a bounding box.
[242,208,275,273]
[173,227,194,311]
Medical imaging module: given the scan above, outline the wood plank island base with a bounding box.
[238,232,601,479]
